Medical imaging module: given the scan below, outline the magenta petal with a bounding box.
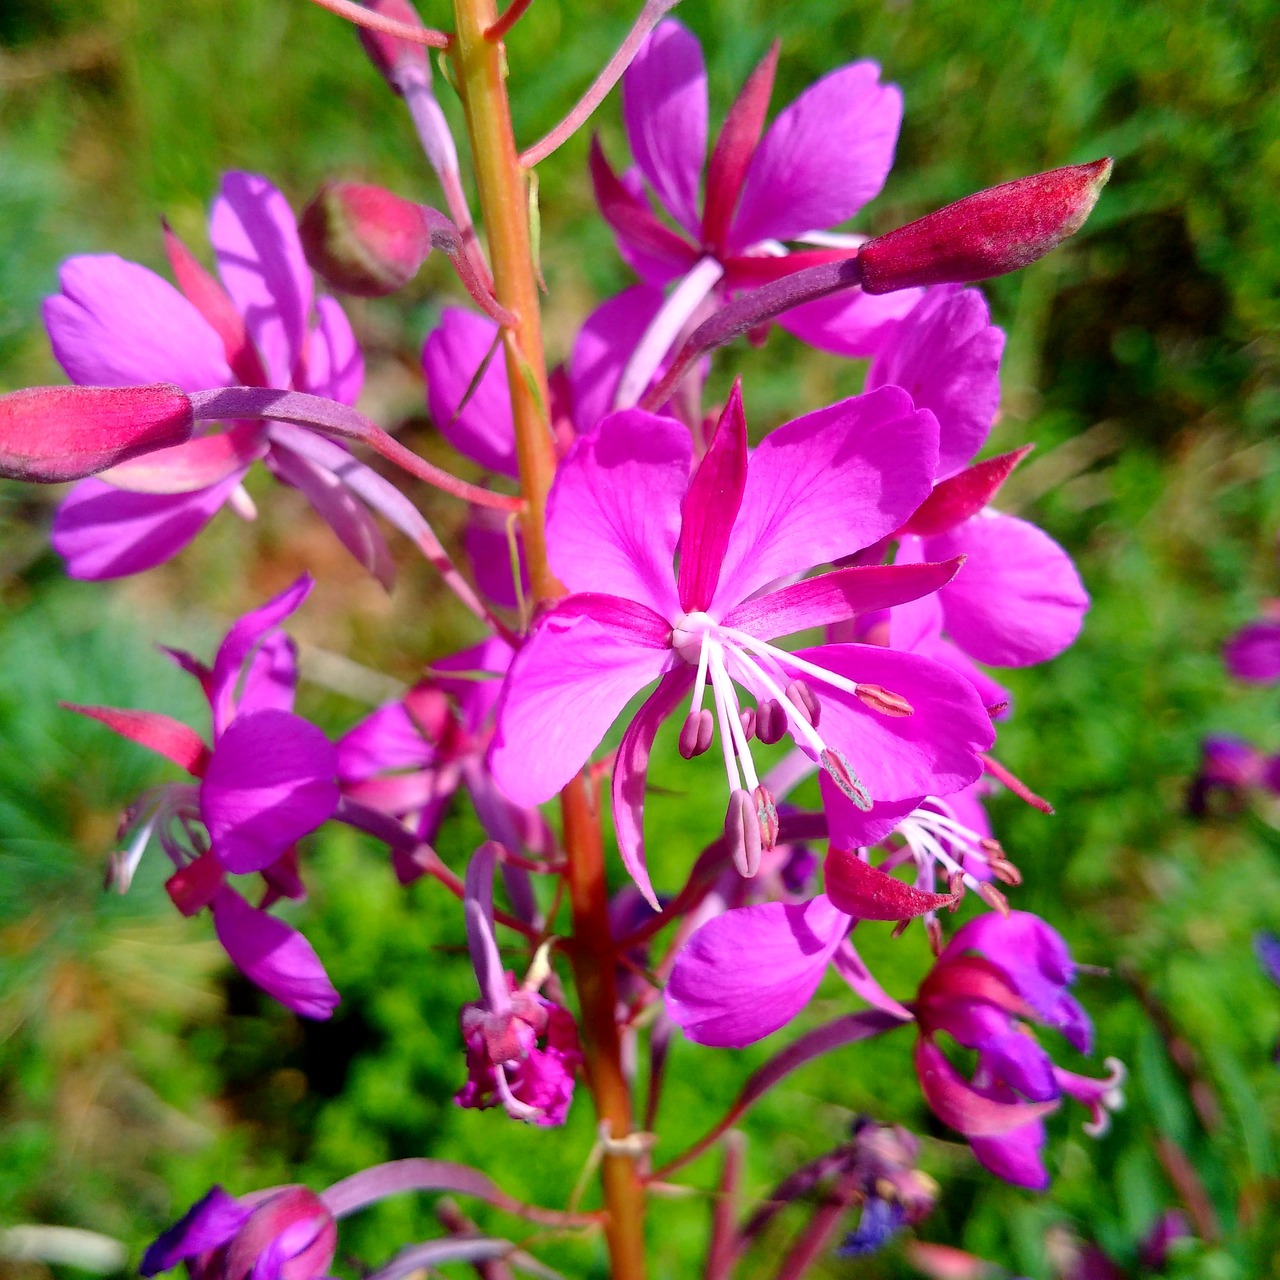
[488,595,672,806]
[914,1036,1059,1138]
[546,409,689,615]
[729,62,902,250]
[140,1186,250,1275]
[623,19,708,238]
[210,887,339,1019]
[712,387,939,610]
[44,255,233,392]
[569,284,668,435]
[63,703,211,776]
[237,631,299,719]
[969,1122,1051,1190]
[51,472,242,580]
[422,308,516,477]
[210,171,313,388]
[1224,618,1280,683]
[337,700,435,782]
[210,575,313,732]
[926,513,1089,666]
[823,782,920,849]
[776,286,923,359]
[612,667,694,909]
[200,709,339,873]
[914,634,1012,717]
[270,443,396,589]
[302,295,364,405]
[677,384,748,612]
[724,560,962,639]
[866,287,1005,478]
[791,644,995,802]
[667,895,850,1047]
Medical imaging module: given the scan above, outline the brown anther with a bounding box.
[855,682,914,717]
[947,870,965,898]
[821,748,872,811]
[724,789,763,878]
[977,882,1011,916]
[926,917,944,956]
[891,918,911,939]
[989,857,1022,886]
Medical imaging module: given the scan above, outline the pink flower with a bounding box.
[914,911,1123,1189]
[66,576,340,1019]
[1224,609,1280,683]
[44,172,388,582]
[141,1183,336,1280]
[488,383,995,905]
[455,845,581,1125]
[592,19,921,360]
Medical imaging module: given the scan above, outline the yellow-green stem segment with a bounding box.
[449,6,648,1276]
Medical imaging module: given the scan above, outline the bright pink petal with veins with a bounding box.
[211,887,339,1019]
[925,513,1088,666]
[210,171,313,388]
[488,595,672,807]
[623,19,708,238]
[546,409,689,617]
[44,255,233,392]
[200,709,339,874]
[52,472,244,580]
[711,387,938,611]
[666,896,850,1047]
[723,560,963,639]
[302,295,364,406]
[867,287,1005,479]
[612,667,694,909]
[729,62,901,250]
[776,286,922,360]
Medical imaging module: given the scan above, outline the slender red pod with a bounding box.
[859,159,1113,294]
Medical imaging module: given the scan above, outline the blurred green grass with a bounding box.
[2,0,1280,1277]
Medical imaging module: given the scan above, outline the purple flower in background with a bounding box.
[43,172,402,585]
[1257,932,1280,988]
[141,1183,336,1280]
[66,575,340,1018]
[488,382,996,905]
[455,845,581,1125]
[592,17,922,376]
[1224,606,1280,683]
[1188,735,1276,815]
[914,911,1123,1189]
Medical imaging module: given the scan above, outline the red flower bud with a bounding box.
[0,383,193,483]
[859,158,1113,294]
[355,0,430,93]
[299,181,433,297]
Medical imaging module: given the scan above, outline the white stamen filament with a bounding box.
[723,645,826,758]
[706,647,743,794]
[707,644,761,793]
[718,626,864,700]
[690,632,711,717]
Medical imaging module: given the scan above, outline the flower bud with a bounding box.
[0,383,193,483]
[355,0,430,93]
[859,158,1113,294]
[299,182,433,297]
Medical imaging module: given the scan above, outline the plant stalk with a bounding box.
[449,6,648,1275]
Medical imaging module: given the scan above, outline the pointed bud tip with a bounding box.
[1,383,193,483]
[299,181,433,297]
[859,158,1114,295]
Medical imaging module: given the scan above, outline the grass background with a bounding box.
[2,0,1280,1276]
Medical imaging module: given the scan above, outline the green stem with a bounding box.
[449,7,648,1276]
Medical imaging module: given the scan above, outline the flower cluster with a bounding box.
[0,1,1123,1274]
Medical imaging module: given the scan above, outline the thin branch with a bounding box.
[485,0,534,42]
[518,0,681,168]
[649,1011,909,1181]
[304,0,450,48]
